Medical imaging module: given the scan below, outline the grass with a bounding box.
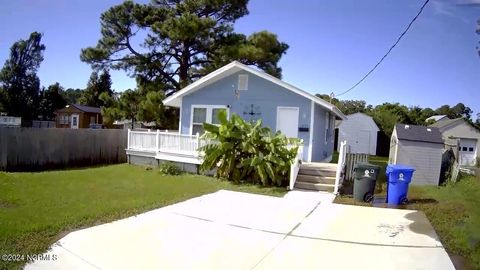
[0,164,286,269]
[335,176,480,269]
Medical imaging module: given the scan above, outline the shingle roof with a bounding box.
[429,117,463,129]
[71,104,101,113]
[395,124,443,144]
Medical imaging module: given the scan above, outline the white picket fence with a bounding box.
[128,129,204,156]
[334,140,348,194]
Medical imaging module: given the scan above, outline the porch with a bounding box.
[125,129,347,194]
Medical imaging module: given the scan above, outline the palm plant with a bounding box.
[200,110,300,186]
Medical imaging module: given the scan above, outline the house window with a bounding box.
[59,114,69,125]
[191,105,228,135]
[238,74,248,91]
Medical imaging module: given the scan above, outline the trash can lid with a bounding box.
[386,164,415,174]
[354,162,381,170]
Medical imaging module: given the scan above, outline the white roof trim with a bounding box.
[163,61,346,119]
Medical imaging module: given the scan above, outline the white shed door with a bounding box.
[355,130,370,154]
[459,138,477,166]
[276,107,299,138]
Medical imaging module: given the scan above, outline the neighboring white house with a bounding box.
[389,124,444,185]
[430,118,480,167]
[426,115,449,123]
[337,112,378,155]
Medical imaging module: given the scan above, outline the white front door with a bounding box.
[71,114,79,129]
[459,138,477,166]
[276,107,299,138]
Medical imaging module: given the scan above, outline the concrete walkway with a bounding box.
[25,190,454,270]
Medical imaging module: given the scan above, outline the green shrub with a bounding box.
[158,162,182,175]
[199,110,300,186]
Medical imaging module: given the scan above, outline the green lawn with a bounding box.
[335,176,480,269]
[0,164,286,269]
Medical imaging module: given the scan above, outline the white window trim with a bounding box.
[308,101,314,162]
[190,105,229,135]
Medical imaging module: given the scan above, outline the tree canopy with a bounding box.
[0,32,45,119]
[78,70,113,107]
[80,0,289,92]
[317,93,478,136]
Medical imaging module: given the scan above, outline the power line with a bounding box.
[334,0,431,97]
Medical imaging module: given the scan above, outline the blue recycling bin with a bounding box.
[386,164,415,205]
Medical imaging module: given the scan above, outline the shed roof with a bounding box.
[395,124,443,144]
[163,61,346,119]
[429,117,463,129]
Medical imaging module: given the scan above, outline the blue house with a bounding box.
[163,61,346,162]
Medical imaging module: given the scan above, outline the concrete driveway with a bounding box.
[26,190,454,270]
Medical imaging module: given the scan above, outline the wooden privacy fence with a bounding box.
[0,128,127,171]
[344,153,369,181]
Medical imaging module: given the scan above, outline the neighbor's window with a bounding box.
[469,147,474,152]
[462,147,468,151]
[191,106,228,135]
[59,114,69,125]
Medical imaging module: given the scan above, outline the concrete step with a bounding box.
[296,174,336,185]
[299,167,337,177]
[294,181,335,192]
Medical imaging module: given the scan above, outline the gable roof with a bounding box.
[395,124,443,144]
[68,104,101,113]
[336,112,379,131]
[163,61,346,119]
[426,115,449,122]
[429,117,464,129]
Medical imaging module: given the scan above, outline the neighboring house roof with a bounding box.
[70,104,101,113]
[57,104,101,114]
[395,124,443,144]
[426,115,449,122]
[429,117,464,129]
[163,61,346,119]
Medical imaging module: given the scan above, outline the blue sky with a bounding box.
[1,0,480,116]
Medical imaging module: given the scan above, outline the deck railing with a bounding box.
[128,129,205,156]
[334,140,348,194]
[289,143,304,190]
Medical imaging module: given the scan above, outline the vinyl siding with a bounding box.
[311,103,334,161]
[337,113,379,155]
[395,140,443,185]
[438,121,480,159]
[181,71,314,161]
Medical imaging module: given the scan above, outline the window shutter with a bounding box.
[238,74,248,91]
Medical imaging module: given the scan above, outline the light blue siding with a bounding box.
[311,103,334,161]
[180,71,332,161]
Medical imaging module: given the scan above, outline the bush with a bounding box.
[199,111,300,186]
[158,162,182,175]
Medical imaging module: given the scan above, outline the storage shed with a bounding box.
[337,112,379,155]
[389,124,444,185]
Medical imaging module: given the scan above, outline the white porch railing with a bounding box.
[128,129,204,156]
[334,140,348,194]
[289,143,304,190]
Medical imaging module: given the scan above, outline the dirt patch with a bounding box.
[0,199,17,208]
